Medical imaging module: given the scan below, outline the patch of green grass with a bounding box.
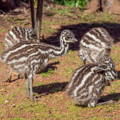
[51,112,66,120]
[14,101,51,119]
[0,111,4,119]
[26,103,47,113]
[90,116,112,120]
[0,43,4,54]
[109,81,120,93]
[0,93,17,105]
[6,17,26,26]
[0,90,17,104]
[80,14,95,20]
[13,101,32,114]
[10,118,25,120]
[35,82,44,86]
[112,45,120,50]
[67,51,82,64]
[43,21,56,25]
[78,12,117,23]
[0,28,6,33]
[40,69,54,77]
[64,67,74,77]
[0,94,6,104]
[47,28,56,33]
[68,104,80,112]
[6,17,17,23]
[100,13,116,22]
[53,8,71,15]
[43,27,56,34]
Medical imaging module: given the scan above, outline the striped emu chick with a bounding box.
[79,27,114,64]
[4,26,38,49]
[66,57,117,107]
[1,30,77,100]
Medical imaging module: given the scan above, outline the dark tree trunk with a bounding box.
[30,0,43,39]
[30,0,36,30]
[35,0,43,39]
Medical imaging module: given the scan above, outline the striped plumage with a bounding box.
[66,57,117,107]
[1,29,77,99]
[4,26,38,49]
[98,56,117,85]
[79,27,113,64]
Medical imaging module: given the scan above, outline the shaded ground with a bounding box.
[0,4,120,120]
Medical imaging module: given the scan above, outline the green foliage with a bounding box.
[53,0,88,8]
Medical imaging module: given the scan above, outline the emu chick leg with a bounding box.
[26,71,34,100]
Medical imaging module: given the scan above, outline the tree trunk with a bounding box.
[30,0,36,31]
[30,0,43,39]
[102,0,120,14]
[35,0,43,39]
[84,0,100,14]
[84,0,120,14]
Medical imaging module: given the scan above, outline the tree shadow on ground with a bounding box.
[99,70,120,102]
[117,70,120,79]
[75,93,120,108]
[42,22,120,51]
[98,70,120,103]
[100,93,120,102]
[33,81,68,97]
[38,61,60,73]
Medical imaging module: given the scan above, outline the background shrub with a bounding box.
[53,0,88,8]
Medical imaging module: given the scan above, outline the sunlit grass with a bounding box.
[40,69,55,77]
[0,4,120,120]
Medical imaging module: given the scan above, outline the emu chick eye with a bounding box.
[66,36,71,40]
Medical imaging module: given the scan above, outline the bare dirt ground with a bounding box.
[0,4,120,120]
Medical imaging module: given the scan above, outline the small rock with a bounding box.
[4,99,9,103]
[11,104,16,107]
